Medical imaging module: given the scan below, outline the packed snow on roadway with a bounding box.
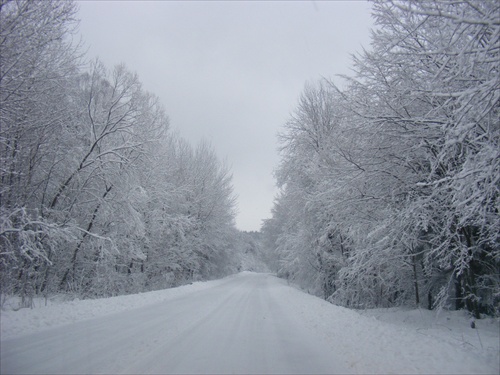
[1,272,498,374]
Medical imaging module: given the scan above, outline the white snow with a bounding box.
[1,277,230,340]
[1,272,498,374]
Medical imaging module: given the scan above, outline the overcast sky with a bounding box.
[76,0,374,232]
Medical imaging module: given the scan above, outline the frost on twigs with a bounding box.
[263,0,499,318]
[0,0,238,301]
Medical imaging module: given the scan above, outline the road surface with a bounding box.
[1,273,348,374]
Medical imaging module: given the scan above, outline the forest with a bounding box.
[262,0,499,318]
[1,0,499,319]
[0,0,246,305]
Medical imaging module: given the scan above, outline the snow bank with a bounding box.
[272,279,499,374]
[1,275,237,340]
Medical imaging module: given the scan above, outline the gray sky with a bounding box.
[76,0,373,232]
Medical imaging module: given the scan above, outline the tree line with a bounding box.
[262,0,499,317]
[1,0,238,305]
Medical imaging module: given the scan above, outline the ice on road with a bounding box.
[1,272,498,374]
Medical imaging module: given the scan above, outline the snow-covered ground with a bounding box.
[1,272,498,374]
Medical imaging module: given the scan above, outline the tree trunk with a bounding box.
[60,184,113,289]
[412,255,420,307]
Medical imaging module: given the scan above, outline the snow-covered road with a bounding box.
[1,273,345,374]
[1,272,498,374]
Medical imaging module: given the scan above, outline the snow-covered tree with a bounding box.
[1,0,239,301]
[0,0,80,304]
[133,134,237,290]
[266,0,499,317]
